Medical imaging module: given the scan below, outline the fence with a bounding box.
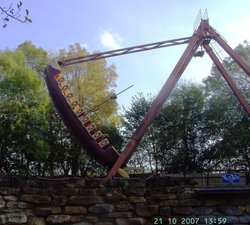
[160,172,247,187]
[0,172,19,187]
[0,172,249,187]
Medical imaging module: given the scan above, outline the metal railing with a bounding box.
[160,172,247,187]
[0,172,19,187]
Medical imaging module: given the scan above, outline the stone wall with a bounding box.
[0,178,250,225]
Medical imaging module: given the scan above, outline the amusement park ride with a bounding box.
[44,11,250,179]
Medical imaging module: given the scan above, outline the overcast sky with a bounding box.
[1,0,250,109]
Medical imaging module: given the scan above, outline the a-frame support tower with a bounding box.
[107,18,250,179]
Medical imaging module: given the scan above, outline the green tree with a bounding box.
[123,83,206,174]
[202,41,250,171]
[0,50,47,176]
[17,41,47,76]
[156,83,206,173]
[122,93,153,171]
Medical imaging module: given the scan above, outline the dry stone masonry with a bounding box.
[0,178,250,225]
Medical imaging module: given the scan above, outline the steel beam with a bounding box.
[107,33,202,179]
[212,33,250,78]
[204,44,250,116]
[58,37,191,66]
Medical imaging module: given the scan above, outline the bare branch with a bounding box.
[0,1,32,28]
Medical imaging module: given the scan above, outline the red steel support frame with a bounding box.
[107,19,250,179]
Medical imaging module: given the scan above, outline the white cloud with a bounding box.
[100,30,123,50]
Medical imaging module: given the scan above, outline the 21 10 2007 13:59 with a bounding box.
[153,217,227,224]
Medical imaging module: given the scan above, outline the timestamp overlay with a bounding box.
[153,217,227,225]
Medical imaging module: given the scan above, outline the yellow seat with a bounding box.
[86,123,96,133]
[92,131,102,140]
[99,139,109,148]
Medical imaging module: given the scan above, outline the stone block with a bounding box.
[116,218,129,225]
[21,195,51,204]
[85,179,104,188]
[178,191,194,199]
[152,193,176,200]
[229,197,248,205]
[0,188,20,195]
[234,224,248,225]
[64,206,87,214]
[69,196,104,205]
[128,196,145,203]
[0,212,27,224]
[65,179,86,188]
[159,200,178,207]
[1,208,23,213]
[239,205,246,212]
[129,217,148,225]
[126,186,146,196]
[25,209,35,217]
[6,201,18,208]
[83,216,98,223]
[159,207,171,216]
[22,187,43,195]
[27,217,46,225]
[95,222,113,225]
[18,201,30,209]
[239,215,250,223]
[106,192,125,202]
[96,187,108,195]
[204,199,225,206]
[107,212,133,218]
[136,204,158,217]
[246,204,250,213]
[47,215,71,224]
[127,179,145,188]
[70,215,85,222]
[34,207,62,216]
[164,186,184,193]
[73,222,92,225]
[3,195,18,201]
[193,207,213,215]
[51,196,68,206]
[116,201,134,211]
[225,216,238,224]
[173,207,193,215]
[0,198,6,208]
[217,205,243,216]
[61,188,80,196]
[89,204,114,214]
[77,188,97,195]
[179,199,201,206]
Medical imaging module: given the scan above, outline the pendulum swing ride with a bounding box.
[44,11,250,179]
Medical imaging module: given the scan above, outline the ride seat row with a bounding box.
[54,73,110,150]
